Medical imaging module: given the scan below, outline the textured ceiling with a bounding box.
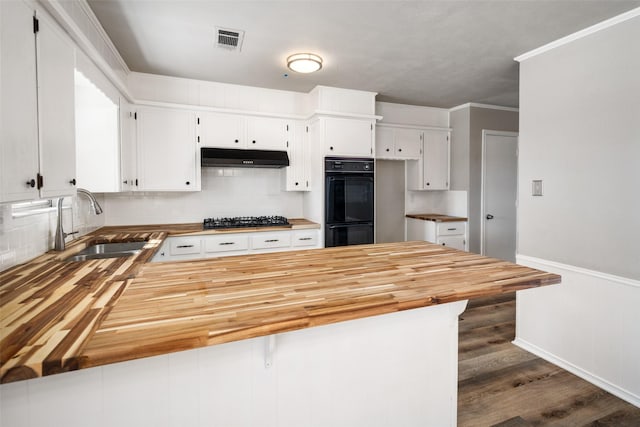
[87,0,640,108]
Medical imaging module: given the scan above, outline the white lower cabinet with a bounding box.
[152,229,320,262]
[204,235,250,255]
[406,218,467,251]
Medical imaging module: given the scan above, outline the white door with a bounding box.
[481,130,518,262]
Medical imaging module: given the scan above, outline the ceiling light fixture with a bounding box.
[287,53,323,73]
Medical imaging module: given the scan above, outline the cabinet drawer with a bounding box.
[251,233,292,250]
[204,235,249,253]
[292,231,319,247]
[436,222,466,236]
[169,238,202,256]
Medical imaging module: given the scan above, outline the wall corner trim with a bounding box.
[514,7,640,62]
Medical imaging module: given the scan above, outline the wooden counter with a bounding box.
[0,222,559,384]
[406,213,468,222]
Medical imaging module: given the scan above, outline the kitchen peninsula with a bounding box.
[0,224,560,427]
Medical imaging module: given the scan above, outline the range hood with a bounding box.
[201,148,289,168]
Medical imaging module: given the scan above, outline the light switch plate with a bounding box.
[532,180,543,196]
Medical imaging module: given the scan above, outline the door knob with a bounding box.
[486,214,494,220]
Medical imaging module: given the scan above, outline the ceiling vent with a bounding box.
[215,27,244,52]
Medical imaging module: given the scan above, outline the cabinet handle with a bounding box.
[219,242,235,246]
[447,228,457,231]
[386,148,390,152]
[265,239,279,243]
[298,237,312,241]
[176,244,194,248]
[252,140,256,144]
[486,214,494,220]
[26,179,36,188]
[295,182,299,186]
[69,178,76,186]
[329,146,334,151]
[426,182,430,186]
[185,181,190,185]
[234,139,239,143]
[398,148,402,152]
[123,180,128,184]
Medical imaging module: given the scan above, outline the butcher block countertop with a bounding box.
[0,222,560,384]
[406,213,468,222]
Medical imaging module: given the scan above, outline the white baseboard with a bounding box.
[513,337,640,408]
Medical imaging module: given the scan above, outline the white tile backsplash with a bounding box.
[103,168,304,225]
[406,190,468,218]
[0,194,105,272]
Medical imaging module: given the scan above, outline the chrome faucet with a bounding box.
[54,188,103,251]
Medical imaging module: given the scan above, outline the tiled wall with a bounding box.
[0,195,105,272]
[103,167,304,225]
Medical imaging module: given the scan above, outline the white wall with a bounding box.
[515,12,640,406]
[104,168,303,225]
[129,72,306,116]
[517,16,640,279]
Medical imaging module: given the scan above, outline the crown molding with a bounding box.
[515,7,640,62]
[449,102,519,113]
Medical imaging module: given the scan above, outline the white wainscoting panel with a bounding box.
[515,254,640,407]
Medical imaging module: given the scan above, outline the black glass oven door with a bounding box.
[325,175,374,224]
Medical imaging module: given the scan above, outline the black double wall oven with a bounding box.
[324,157,374,247]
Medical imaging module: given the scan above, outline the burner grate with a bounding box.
[203,216,289,230]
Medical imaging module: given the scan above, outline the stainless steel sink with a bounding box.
[64,241,147,262]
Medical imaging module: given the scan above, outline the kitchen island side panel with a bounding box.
[0,300,467,427]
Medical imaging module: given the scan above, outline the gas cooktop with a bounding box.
[203,216,290,230]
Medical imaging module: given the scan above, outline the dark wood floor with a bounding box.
[457,294,640,427]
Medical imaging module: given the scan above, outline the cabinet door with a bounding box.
[120,101,137,191]
[198,112,244,148]
[36,12,77,198]
[246,116,288,151]
[137,107,199,191]
[437,235,466,251]
[423,130,450,190]
[324,118,373,157]
[394,128,422,159]
[284,121,307,191]
[0,1,39,202]
[375,127,394,159]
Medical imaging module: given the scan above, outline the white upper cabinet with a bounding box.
[324,117,374,157]
[197,113,288,151]
[284,121,310,191]
[0,3,76,202]
[37,12,76,198]
[119,100,138,191]
[136,106,200,191]
[197,112,244,149]
[407,129,450,191]
[375,126,421,160]
[246,116,288,151]
[394,128,422,159]
[0,0,39,202]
